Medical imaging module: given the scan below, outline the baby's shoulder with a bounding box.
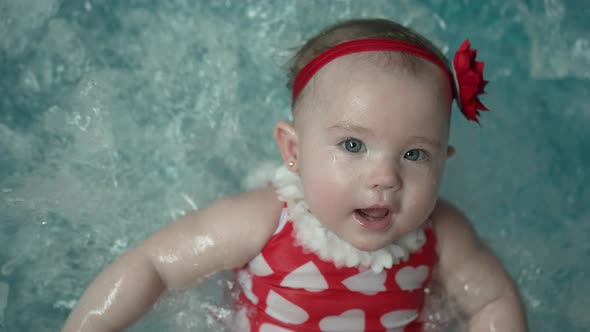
[429,199,483,260]
[429,199,476,243]
[185,187,283,268]
[224,186,283,215]
[215,186,284,235]
[430,199,467,223]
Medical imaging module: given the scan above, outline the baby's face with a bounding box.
[294,54,453,251]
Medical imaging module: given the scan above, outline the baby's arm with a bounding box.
[432,200,528,332]
[62,187,282,332]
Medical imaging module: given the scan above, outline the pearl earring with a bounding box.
[288,161,294,167]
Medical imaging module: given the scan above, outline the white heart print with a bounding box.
[249,253,274,276]
[380,309,418,329]
[341,269,386,295]
[265,290,309,325]
[280,261,328,292]
[319,309,365,332]
[395,265,429,291]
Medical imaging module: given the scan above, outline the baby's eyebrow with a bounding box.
[327,123,372,134]
[410,136,443,149]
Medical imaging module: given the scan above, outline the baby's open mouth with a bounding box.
[354,207,393,231]
[355,208,390,221]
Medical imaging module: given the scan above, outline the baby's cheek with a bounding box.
[406,187,438,220]
[305,177,335,201]
[304,174,345,208]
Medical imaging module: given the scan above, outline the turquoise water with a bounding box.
[1,0,589,331]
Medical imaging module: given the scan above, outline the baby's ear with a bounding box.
[274,121,299,172]
[446,145,456,159]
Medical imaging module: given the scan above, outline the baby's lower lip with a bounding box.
[354,209,392,231]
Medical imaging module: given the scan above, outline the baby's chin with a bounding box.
[344,224,403,252]
[348,235,396,252]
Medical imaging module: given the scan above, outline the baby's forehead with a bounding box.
[307,53,437,101]
[292,52,451,120]
[304,52,443,102]
[293,53,451,123]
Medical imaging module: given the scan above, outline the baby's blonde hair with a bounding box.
[288,19,450,107]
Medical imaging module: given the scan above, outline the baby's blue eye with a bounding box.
[342,138,364,153]
[404,149,427,161]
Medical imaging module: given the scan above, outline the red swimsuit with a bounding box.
[236,206,437,332]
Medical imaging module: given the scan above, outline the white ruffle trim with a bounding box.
[272,165,426,273]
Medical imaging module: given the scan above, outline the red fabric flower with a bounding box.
[452,39,489,123]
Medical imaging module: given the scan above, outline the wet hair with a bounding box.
[287,19,450,107]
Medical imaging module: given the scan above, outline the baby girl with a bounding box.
[63,18,527,332]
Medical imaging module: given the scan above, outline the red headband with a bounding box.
[292,38,488,123]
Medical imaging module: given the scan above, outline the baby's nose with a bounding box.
[369,162,401,191]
